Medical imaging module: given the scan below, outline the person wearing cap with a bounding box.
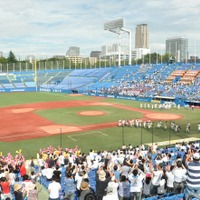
[103,176,119,200]
[79,181,95,200]
[96,166,112,200]
[184,151,200,199]
[142,173,152,198]
[14,183,27,200]
[27,182,38,200]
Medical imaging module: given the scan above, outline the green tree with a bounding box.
[0,56,7,64]
[7,51,17,63]
[162,53,171,63]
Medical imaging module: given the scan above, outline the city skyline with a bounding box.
[0,0,200,58]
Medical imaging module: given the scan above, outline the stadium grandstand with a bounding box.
[0,62,199,106]
[0,142,200,200]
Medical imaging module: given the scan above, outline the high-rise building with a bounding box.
[135,24,149,49]
[66,46,80,56]
[90,51,101,58]
[166,37,188,62]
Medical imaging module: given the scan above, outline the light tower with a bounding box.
[104,19,132,66]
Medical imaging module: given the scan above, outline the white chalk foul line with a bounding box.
[98,131,108,136]
[68,136,77,141]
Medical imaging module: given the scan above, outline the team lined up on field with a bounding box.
[139,102,181,110]
[118,119,200,133]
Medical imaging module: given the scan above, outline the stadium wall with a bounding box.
[0,87,36,92]
[1,87,196,107]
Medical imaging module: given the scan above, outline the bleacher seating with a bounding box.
[0,63,199,101]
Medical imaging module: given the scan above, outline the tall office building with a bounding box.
[66,46,80,56]
[90,51,101,58]
[135,24,149,49]
[166,37,188,62]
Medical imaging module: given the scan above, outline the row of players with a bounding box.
[118,119,200,132]
[139,103,181,110]
[118,119,153,129]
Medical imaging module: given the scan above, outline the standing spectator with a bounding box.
[0,177,12,199]
[118,175,130,200]
[53,165,61,183]
[64,172,76,200]
[113,164,122,182]
[142,173,152,198]
[14,183,27,200]
[165,165,174,193]
[184,151,200,199]
[46,164,54,182]
[19,161,26,179]
[128,167,145,200]
[96,167,112,200]
[157,175,166,196]
[121,160,131,178]
[172,159,186,194]
[48,175,61,200]
[27,182,39,200]
[103,176,119,200]
[79,181,96,200]
[149,163,163,196]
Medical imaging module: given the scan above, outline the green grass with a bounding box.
[35,105,142,125]
[0,92,199,159]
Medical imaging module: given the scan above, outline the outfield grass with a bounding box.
[0,92,199,159]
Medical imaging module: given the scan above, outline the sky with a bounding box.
[0,0,199,59]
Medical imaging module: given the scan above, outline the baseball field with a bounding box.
[0,92,199,159]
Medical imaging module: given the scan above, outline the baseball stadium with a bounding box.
[0,60,199,199]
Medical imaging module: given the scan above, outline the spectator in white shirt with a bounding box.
[165,165,175,193]
[172,159,186,194]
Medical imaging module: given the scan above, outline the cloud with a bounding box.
[0,0,199,58]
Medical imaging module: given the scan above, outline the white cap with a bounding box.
[193,153,200,161]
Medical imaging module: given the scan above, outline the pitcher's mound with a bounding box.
[78,111,106,116]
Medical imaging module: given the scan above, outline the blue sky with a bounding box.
[0,0,199,58]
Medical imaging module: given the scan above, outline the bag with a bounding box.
[84,192,96,200]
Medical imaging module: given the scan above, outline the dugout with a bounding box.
[184,100,200,107]
[153,95,175,104]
